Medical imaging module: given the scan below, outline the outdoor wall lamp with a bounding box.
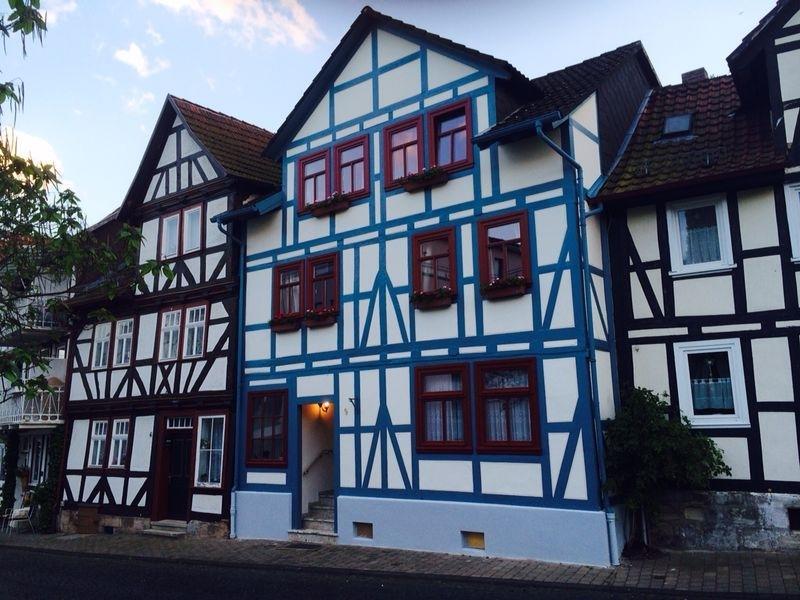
[318,400,331,413]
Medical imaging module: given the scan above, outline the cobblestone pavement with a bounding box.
[1,533,799,597]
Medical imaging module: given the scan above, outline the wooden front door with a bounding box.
[164,429,192,520]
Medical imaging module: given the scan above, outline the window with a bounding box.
[476,359,539,452]
[166,416,192,429]
[415,365,470,451]
[183,305,206,358]
[113,318,134,367]
[92,322,111,370]
[429,100,472,170]
[182,206,202,253]
[109,419,129,468]
[307,254,338,312]
[299,150,329,209]
[663,113,692,136]
[247,392,287,466]
[89,420,108,468]
[785,183,800,261]
[413,228,456,294]
[478,212,531,285]
[334,137,368,198]
[666,196,733,276]
[273,262,303,317]
[195,416,225,487]
[384,117,422,186]
[159,309,181,361]
[674,339,749,428]
[161,213,180,259]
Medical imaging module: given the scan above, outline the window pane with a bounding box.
[391,149,404,180]
[304,157,325,176]
[341,166,352,194]
[679,205,720,265]
[280,269,300,286]
[423,372,462,392]
[424,400,443,442]
[304,178,314,203]
[485,398,507,441]
[391,127,416,147]
[453,130,467,162]
[420,259,436,292]
[444,399,464,441]
[280,285,300,314]
[314,262,333,278]
[437,136,451,165]
[353,162,364,191]
[164,217,179,257]
[405,145,418,175]
[487,222,520,242]
[420,238,448,257]
[438,112,465,134]
[184,209,201,251]
[341,145,363,163]
[688,351,734,414]
[483,368,528,389]
[508,398,531,441]
[315,175,325,203]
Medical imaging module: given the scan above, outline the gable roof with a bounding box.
[263,5,530,160]
[598,75,785,201]
[728,0,799,68]
[119,96,280,218]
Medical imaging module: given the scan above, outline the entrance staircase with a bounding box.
[141,519,187,539]
[288,489,337,544]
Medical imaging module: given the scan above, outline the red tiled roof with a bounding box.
[599,76,784,200]
[171,96,281,187]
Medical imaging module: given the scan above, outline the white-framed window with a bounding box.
[92,322,111,370]
[89,420,108,467]
[183,305,206,358]
[182,206,202,254]
[159,310,181,361]
[161,213,180,259]
[674,339,749,428]
[195,415,224,487]
[666,196,734,276]
[113,318,134,367]
[109,419,129,468]
[785,183,800,261]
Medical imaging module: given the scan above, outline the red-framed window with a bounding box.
[298,149,330,210]
[306,253,339,313]
[428,99,472,172]
[334,136,369,199]
[476,359,540,453]
[415,364,471,452]
[246,391,288,467]
[412,228,456,294]
[273,261,304,318]
[383,116,423,187]
[477,211,531,285]
[159,203,204,260]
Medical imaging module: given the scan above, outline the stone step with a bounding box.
[306,505,334,520]
[301,517,334,533]
[288,529,338,545]
[141,528,185,539]
[150,519,188,532]
[311,497,335,509]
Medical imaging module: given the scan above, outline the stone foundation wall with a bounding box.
[58,509,229,538]
[652,491,800,551]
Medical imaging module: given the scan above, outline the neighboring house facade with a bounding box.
[599,0,800,550]
[58,96,279,535]
[224,7,658,566]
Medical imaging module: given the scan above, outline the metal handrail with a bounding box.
[0,389,64,426]
[302,448,333,477]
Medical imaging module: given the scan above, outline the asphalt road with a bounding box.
[1,545,726,599]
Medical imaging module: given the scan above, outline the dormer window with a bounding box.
[663,113,692,137]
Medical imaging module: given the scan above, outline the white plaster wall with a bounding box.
[415,303,459,340]
[535,205,567,266]
[247,472,287,485]
[426,50,476,89]
[563,434,588,500]
[737,188,778,250]
[632,343,669,394]
[777,49,800,102]
[385,366,411,425]
[376,29,418,66]
[297,374,334,398]
[759,412,800,481]
[595,350,615,420]
[539,272,574,329]
[674,276,735,316]
[543,357,578,422]
[335,33,372,85]
[481,462,542,497]
[418,460,472,492]
[573,128,601,190]
[335,79,373,125]
[482,295,534,335]
[378,60,421,108]
[247,214,283,256]
[294,96,330,141]
[711,437,751,480]
[67,420,89,469]
[497,131,563,194]
[626,205,660,262]
[245,269,270,326]
[744,256,784,312]
[139,218,159,264]
[192,494,223,514]
[751,337,794,402]
[430,174,474,210]
[206,197,228,247]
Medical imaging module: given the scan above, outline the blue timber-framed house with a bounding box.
[220,7,659,566]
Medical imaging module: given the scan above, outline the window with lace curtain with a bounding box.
[476,359,539,452]
[273,261,304,317]
[666,196,733,276]
[415,365,470,451]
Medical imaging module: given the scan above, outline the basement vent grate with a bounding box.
[788,507,800,531]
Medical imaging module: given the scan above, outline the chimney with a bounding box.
[681,68,708,84]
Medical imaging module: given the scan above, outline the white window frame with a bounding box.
[109,419,129,468]
[182,206,202,254]
[674,338,749,428]
[92,322,111,370]
[784,183,800,262]
[159,309,182,362]
[161,213,180,260]
[88,420,108,467]
[666,195,734,277]
[183,305,206,358]
[194,415,225,488]
[113,318,134,367]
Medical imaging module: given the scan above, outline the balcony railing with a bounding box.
[0,389,64,427]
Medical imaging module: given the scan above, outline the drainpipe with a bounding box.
[534,122,618,565]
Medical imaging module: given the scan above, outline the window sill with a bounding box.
[400,170,449,193]
[668,264,737,279]
[689,419,750,429]
[304,196,352,218]
[412,294,456,311]
[481,283,529,300]
[270,317,303,333]
[304,312,339,328]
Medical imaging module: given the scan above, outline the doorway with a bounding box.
[163,428,192,521]
[299,401,335,519]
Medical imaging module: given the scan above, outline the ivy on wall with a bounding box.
[32,425,64,532]
[0,429,19,513]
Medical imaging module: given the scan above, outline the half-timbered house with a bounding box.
[221,7,658,565]
[58,96,279,535]
[600,0,800,550]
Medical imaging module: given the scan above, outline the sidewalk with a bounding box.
[2,532,799,597]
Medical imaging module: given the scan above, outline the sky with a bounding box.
[2,0,778,225]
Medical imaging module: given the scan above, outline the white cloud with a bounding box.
[114,42,170,77]
[124,89,156,113]
[93,73,117,86]
[148,0,323,50]
[146,23,164,45]
[1,127,63,171]
[42,0,77,25]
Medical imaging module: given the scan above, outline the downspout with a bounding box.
[534,122,618,565]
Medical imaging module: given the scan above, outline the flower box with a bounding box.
[411,288,456,310]
[400,168,449,193]
[481,277,529,300]
[270,316,302,333]
[309,193,350,218]
[304,310,339,328]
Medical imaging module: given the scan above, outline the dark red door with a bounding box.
[165,429,192,520]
